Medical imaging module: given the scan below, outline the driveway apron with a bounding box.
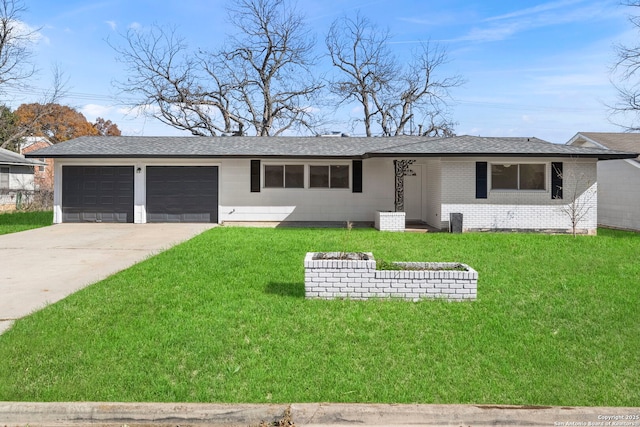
[0,223,215,334]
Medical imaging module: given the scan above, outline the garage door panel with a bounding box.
[146,166,218,223]
[147,212,212,223]
[62,166,134,223]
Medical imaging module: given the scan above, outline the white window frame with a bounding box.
[490,162,547,191]
[262,162,351,190]
[263,162,305,189]
[308,163,350,190]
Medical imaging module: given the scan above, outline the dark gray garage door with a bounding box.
[146,166,218,223]
[62,166,134,223]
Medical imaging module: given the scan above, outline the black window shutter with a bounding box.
[476,162,487,199]
[352,160,363,193]
[551,162,563,199]
[250,160,260,192]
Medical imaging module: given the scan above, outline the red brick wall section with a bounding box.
[21,141,54,191]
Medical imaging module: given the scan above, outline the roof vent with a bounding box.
[317,131,349,137]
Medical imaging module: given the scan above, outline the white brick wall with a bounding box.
[219,158,395,222]
[440,159,598,233]
[304,253,477,301]
[51,156,598,233]
[374,211,405,231]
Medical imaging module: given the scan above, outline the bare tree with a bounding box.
[377,42,464,136]
[326,13,463,137]
[0,0,37,94]
[417,111,457,137]
[0,0,39,150]
[220,0,323,136]
[0,65,67,150]
[554,163,597,237]
[610,1,640,130]
[0,0,69,150]
[111,25,241,136]
[325,13,397,137]
[112,0,323,136]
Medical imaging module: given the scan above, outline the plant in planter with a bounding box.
[376,259,468,271]
[313,221,371,260]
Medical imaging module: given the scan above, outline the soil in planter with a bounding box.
[313,252,370,260]
[376,260,468,271]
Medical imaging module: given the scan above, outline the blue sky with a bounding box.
[7,0,637,143]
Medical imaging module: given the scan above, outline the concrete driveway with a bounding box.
[0,223,216,334]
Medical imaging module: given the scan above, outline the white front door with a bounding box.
[404,164,423,222]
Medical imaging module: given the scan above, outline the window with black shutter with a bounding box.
[476,162,487,199]
[551,162,563,199]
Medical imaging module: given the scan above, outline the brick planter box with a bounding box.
[374,211,405,232]
[304,252,477,301]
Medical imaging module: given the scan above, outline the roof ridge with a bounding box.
[366,136,448,154]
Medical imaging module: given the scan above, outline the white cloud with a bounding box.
[128,22,142,31]
[105,20,117,31]
[117,106,135,115]
[13,20,48,45]
[397,10,465,28]
[452,0,620,43]
[484,0,585,22]
[461,23,521,43]
[302,106,321,114]
[117,104,159,117]
[80,104,115,121]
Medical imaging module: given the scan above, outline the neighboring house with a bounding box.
[26,135,637,233]
[568,132,640,231]
[19,136,54,192]
[0,147,46,211]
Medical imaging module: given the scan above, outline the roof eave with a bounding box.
[366,152,639,160]
[24,153,366,160]
[1,160,46,166]
[25,151,639,161]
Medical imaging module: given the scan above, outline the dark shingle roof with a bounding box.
[370,135,637,159]
[24,135,639,160]
[24,136,401,158]
[0,147,45,166]
[571,132,640,162]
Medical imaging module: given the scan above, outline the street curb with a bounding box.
[1,402,639,426]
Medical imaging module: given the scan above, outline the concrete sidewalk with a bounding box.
[0,223,215,334]
[1,402,639,426]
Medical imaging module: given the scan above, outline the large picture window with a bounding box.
[309,165,349,188]
[264,164,350,189]
[264,165,304,188]
[491,164,545,190]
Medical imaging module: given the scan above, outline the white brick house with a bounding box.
[26,135,637,233]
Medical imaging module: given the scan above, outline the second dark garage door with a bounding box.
[146,166,218,223]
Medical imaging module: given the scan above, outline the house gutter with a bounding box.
[363,151,640,161]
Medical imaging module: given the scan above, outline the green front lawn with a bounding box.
[0,210,53,235]
[0,227,638,406]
